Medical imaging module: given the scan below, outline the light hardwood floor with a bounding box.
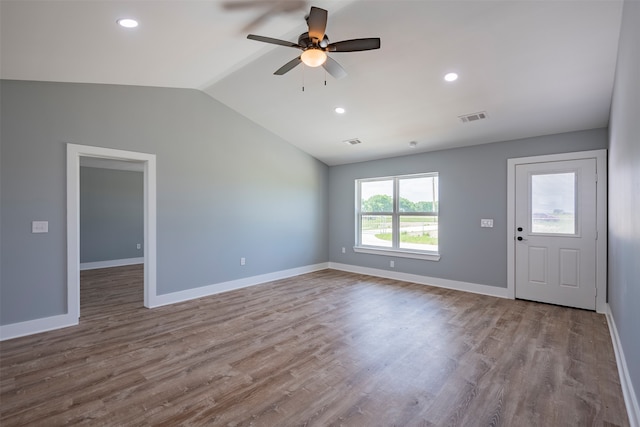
[0,265,629,426]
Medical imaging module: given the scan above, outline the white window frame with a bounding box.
[354,172,440,261]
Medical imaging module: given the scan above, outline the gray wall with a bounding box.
[608,0,640,407]
[328,129,607,287]
[80,167,143,263]
[0,80,329,325]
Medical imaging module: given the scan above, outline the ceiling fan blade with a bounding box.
[247,34,301,49]
[222,0,263,10]
[327,38,381,52]
[307,6,327,41]
[240,13,271,33]
[274,57,302,75]
[224,0,307,12]
[322,56,347,80]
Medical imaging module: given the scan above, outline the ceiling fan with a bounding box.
[246,6,381,79]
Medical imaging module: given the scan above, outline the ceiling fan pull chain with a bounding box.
[302,65,305,91]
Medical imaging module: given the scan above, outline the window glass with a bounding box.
[531,172,576,234]
[361,180,393,213]
[360,215,393,248]
[399,216,438,251]
[399,176,438,213]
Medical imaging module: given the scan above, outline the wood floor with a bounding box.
[0,265,629,426]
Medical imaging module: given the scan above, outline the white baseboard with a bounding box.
[0,313,78,341]
[606,304,640,427]
[148,262,330,308]
[80,257,144,271]
[328,262,511,299]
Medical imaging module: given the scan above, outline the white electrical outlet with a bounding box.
[32,221,48,233]
[481,219,494,228]
[240,257,246,266]
[390,260,395,268]
[341,247,346,254]
[136,243,141,249]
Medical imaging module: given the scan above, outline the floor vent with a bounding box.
[343,138,362,146]
[459,111,488,123]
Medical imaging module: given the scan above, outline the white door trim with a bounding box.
[67,144,157,320]
[507,149,607,313]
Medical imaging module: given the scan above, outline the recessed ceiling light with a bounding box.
[117,18,138,28]
[334,107,346,114]
[444,72,458,82]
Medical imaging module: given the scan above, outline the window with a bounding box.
[355,173,439,261]
[531,172,576,234]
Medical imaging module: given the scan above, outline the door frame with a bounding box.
[67,144,157,320]
[507,149,607,313]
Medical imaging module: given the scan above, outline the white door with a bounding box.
[515,159,597,310]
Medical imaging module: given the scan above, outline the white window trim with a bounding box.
[353,246,441,261]
[355,172,440,261]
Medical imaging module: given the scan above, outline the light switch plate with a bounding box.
[481,219,494,228]
[32,221,49,233]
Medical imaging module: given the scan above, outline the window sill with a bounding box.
[353,246,441,261]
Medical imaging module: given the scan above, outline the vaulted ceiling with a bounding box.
[0,0,623,165]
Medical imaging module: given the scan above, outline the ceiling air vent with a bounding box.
[343,138,362,146]
[459,111,488,124]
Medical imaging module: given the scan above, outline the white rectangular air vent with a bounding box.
[459,111,488,123]
[343,138,362,146]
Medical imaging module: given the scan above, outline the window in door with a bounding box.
[530,172,577,235]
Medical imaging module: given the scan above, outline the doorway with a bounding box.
[67,144,157,321]
[507,150,607,312]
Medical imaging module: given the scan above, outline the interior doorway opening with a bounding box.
[78,160,145,318]
[67,144,157,321]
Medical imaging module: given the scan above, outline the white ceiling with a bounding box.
[1,0,623,165]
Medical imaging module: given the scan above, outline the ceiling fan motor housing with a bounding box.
[298,32,329,49]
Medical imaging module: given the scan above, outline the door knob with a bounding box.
[517,227,523,232]
[517,236,526,241]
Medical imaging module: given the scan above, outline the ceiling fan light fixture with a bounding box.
[301,49,327,67]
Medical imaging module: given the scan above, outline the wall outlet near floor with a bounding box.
[136,243,141,249]
[240,257,246,266]
[341,247,346,254]
[481,219,494,228]
[390,260,395,268]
